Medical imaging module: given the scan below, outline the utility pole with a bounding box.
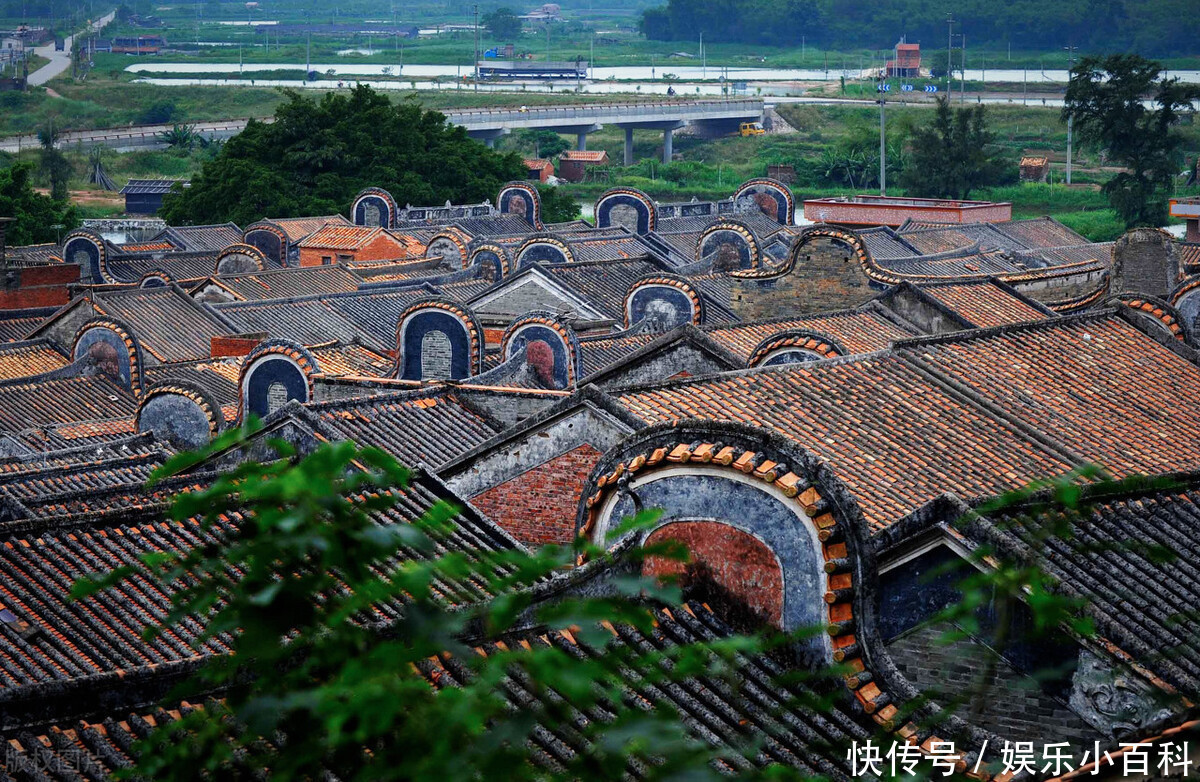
[306,33,310,75]
[960,34,966,103]
[946,14,953,94]
[700,31,704,80]
[473,4,478,91]
[1064,45,1077,184]
[879,95,887,195]
[589,35,594,79]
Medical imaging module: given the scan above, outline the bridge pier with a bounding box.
[468,128,510,148]
[663,128,674,163]
[616,120,685,166]
[624,127,634,166]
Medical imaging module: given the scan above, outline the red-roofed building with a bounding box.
[886,40,920,78]
[295,225,415,267]
[558,150,609,183]
[524,158,554,183]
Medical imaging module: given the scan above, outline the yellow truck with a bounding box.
[739,122,766,137]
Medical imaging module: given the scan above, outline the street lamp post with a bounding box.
[1064,45,1077,184]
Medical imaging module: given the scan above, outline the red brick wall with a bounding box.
[469,443,603,546]
[644,521,784,627]
[0,264,79,309]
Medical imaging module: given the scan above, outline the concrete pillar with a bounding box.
[484,137,495,149]
[624,127,634,166]
[576,132,587,152]
[662,128,673,163]
[1188,218,1200,244]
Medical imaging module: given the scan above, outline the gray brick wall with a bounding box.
[888,621,1101,750]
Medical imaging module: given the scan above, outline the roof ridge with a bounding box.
[890,307,1119,350]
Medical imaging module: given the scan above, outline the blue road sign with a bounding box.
[924,85,939,93]
[901,83,914,92]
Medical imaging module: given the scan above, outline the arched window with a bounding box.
[420,329,453,380]
[266,381,291,414]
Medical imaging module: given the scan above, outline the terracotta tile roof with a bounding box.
[104,251,223,284]
[309,343,394,377]
[1181,242,1200,268]
[0,451,167,507]
[617,353,1075,530]
[993,216,1087,248]
[904,314,1200,478]
[703,309,915,360]
[577,331,661,375]
[560,150,608,163]
[384,230,429,256]
[0,339,69,380]
[969,476,1200,699]
[309,389,502,469]
[269,213,352,241]
[523,157,551,168]
[94,287,233,363]
[4,243,62,267]
[0,432,167,476]
[297,224,384,251]
[157,223,243,253]
[0,308,55,342]
[0,470,515,692]
[0,374,138,432]
[198,264,363,301]
[214,297,382,349]
[916,281,1051,328]
[144,358,244,406]
[112,240,177,253]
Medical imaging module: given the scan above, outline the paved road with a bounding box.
[27,10,115,87]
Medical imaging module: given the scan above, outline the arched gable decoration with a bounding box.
[238,339,320,422]
[732,224,879,281]
[748,329,846,367]
[136,380,225,449]
[1119,293,1188,343]
[575,421,898,716]
[575,422,919,730]
[497,181,544,230]
[501,311,580,390]
[215,243,268,275]
[243,221,288,267]
[467,240,513,280]
[733,177,796,225]
[624,275,704,330]
[139,270,173,288]
[61,228,108,284]
[395,298,484,381]
[695,218,762,271]
[72,317,145,396]
[594,187,656,235]
[515,233,574,269]
[425,230,471,269]
[352,186,399,228]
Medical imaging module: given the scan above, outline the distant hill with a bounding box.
[640,0,1200,58]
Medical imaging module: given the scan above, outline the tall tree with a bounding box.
[899,98,1011,200]
[482,7,522,41]
[0,162,78,246]
[161,86,527,226]
[1063,54,1200,228]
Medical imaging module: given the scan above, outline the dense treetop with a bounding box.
[640,0,1200,57]
[161,86,528,226]
[0,163,78,247]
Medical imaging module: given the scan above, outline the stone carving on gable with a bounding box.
[696,219,761,271]
[502,311,580,390]
[215,243,267,275]
[1069,648,1175,739]
[352,187,398,228]
[243,221,287,267]
[136,380,225,449]
[425,232,470,270]
[733,177,796,225]
[72,317,145,395]
[594,188,656,235]
[515,234,574,269]
[396,299,483,381]
[239,340,320,421]
[467,241,512,281]
[61,228,107,284]
[497,181,543,229]
[624,276,703,331]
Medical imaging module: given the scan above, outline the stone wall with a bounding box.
[730,236,877,319]
[1111,228,1178,298]
[469,443,603,545]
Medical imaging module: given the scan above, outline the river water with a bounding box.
[127,61,1200,84]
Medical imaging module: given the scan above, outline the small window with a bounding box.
[337,253,353,263]
[321,255,333,265]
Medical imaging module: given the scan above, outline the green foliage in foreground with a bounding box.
[68,422,1172,780]
[73,431,810,780]
[160,85,527,226]
[0,162,78,246]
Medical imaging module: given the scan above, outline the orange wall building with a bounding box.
[295,225,415,267]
